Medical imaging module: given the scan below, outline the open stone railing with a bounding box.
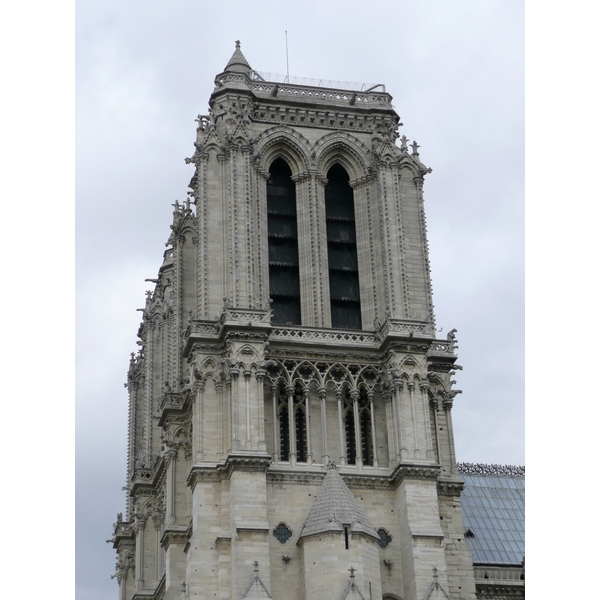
[220,306,271,325]
[131,467,153,483]
[270,326,377,346]
[428,340,457,355]
[214,71,392,105]
[251,70,385,93]
[249,82,391,105]
[375,318,436,342]
[157,390,190,415]
[474,566,524,582]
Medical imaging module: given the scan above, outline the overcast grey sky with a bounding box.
[73,2,525,599]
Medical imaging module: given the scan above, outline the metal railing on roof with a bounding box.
[251,70,385,93]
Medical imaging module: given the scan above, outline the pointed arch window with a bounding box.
[267,159,301,325]
[325,164,361,329]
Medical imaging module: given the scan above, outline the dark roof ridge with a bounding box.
[457,463,524,477]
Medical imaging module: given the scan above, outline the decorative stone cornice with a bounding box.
[475,582,524,599]
[160,527,189,550]
[473,565,524,583]
[389,463,440,488]
[436,478,466,497]
[187,453,271,490]
[267,470,326,487]
[266,463,442,491]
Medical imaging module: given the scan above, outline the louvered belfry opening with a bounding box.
[294,386,308,463]
[279,399,290,461]
[267,158,301,325]
[325,164,362,329]
[344,390,357,465]
[343,388,374,466]
[359,389,373,466]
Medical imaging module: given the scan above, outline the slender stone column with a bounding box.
[166,450,177,524]
[230,368,240,451]
[215,379,224,458]
[318,386,329,465]
[431,397,441,464]
[119,571,126,600]
[135,519,145,591]
[444,395,458,474]
[145,321,155,461]
[304,386,312,465]
[351,390,363,469]
[159,522,165,576]
[194,378,206,460]
[367,390,378,468]
[408,382,420,458]
[244,369,252,450]
[336,388,346,467]
[419,381,434,460]
[393,379,406,460]
[256,370,266,451]
[271,384,279,463]
[154,519,162,582]
[383,390,396,467]
[286,385,296,467]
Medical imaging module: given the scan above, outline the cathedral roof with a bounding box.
[458,463,525,566]
[298,463,379,541]
[224,40,252,73]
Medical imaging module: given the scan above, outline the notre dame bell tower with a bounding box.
[109,42,477,600]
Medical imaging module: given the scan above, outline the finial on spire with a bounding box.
[253,560,259,574]
[235,40,241,49]
[348,566,356,579]
[327,460,337,470]
[432,567,438,581]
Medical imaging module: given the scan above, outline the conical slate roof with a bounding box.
[298,464,379,541]
[224,40,252,73]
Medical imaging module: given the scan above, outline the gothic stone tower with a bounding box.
[109,43,477,600]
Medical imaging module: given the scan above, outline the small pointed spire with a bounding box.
[224,40,252,73]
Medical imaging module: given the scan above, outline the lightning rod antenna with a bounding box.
[285,31,290,83]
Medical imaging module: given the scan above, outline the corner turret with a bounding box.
[224,40,252,74]
[298,463,382,600]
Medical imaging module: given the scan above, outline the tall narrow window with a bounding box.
[267,159,301,325]
[279,400,290,461]
[295,386,308,462]
[343,388,374,466]
[344,390,357,465]
[359,389,373,466]
[325,164,361,329]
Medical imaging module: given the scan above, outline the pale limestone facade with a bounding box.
[109,43,477,600]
